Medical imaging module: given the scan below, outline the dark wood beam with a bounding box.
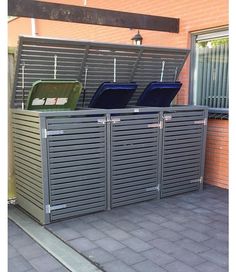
[8,0,179,33]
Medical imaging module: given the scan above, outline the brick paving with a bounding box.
[44,185,228,272]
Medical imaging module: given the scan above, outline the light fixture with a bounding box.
[131,30,143,45]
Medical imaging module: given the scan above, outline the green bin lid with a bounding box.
[26,80,83,110]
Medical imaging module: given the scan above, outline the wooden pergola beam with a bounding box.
[8,0,179,33]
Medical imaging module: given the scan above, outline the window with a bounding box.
[191,30,228,112]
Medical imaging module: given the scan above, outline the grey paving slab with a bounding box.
[203,238,228,254]
[68,237,98,251]
[91,220,115,231]
[199,249,228,267]
[154,228,183,242]
[138,221,163,232]
[121,237,153,252]
[180,229,210,242]
[17,243,48,260]
[95,237,126,252]
[195,261,228,272]
[159,221,186,232]
[170,247,206,266]
[8,244,19,259]
[83,248,115,264]
[174,238,210,254]
[142,248,175,266]
[130,228,157,242]
[144,214,168,224]
[113,220,140,232]
[132,260,167,272]
[113,247,146,265]
[53,227,82,241]
[104,228,132,241]
[165,260,198,272]
[29,255,63,272]
[150,238,180,254]
[8,255,34,272]
[81,228,107,241]
[103,260,137,272]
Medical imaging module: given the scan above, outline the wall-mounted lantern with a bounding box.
[131,30,143,45]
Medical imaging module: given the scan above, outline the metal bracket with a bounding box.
[111,117,121,124]
[147,122,162,129]
[146,185,160,192]
[97,117,121,124]
[45,204,67,214]
[194,118,207,126]
[200,176,203,184]
[97,118,106,124]
[42,129,64,138]
[163,115,172,121]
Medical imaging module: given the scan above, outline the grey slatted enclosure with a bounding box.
[109,109,162,208]
[161,107,208,197]
[11,36,208,224]
[13,109,108,224]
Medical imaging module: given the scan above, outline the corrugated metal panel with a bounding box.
[110,112,160,207]
[46,113,107,221]
[161,110,206,197]
[12,110,44,223]
[12,36,189,109]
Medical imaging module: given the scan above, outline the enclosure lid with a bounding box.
[89,82,137,109]
[26,80,82,110]
[137,82,182,107]
[11,36,190,109]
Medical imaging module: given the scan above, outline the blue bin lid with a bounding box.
[136,81,182,107]
[89,82,138,109]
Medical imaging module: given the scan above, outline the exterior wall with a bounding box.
[204,119,228,189]
[8,0,229,188]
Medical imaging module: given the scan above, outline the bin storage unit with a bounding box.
[11,36,208,224]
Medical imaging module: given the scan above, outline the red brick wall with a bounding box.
[8,0,229,188]
[204,120,228,189]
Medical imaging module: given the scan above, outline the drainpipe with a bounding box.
[31,18,36,36]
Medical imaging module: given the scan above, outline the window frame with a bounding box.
[189,27,229,114]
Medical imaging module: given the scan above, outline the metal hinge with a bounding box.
[147,121,163,129]
[194,118,207,126]
[190,177,203,184]
[97,117,121,124]
[42,129,64,138]
[146,185,160,192]
[45,204,67,214]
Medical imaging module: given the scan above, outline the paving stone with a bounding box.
[200,249,228,267]
[29,255,62,272]
[8,255,34,272]
[210,221,228,232]
[113,247,146,265]
[121,237,153,252]
[53,227,82,241]
[142,248,175,266]
[46,222,67,232]
[68,237,98,251]
[160,221,186,232]
[133,260,166,272]
[182,221,214,233]
[180,229,210,242]
[79,213,100,223]
[17,243,47,260]
[9,234,35,249]
[122,214,146,224]
[174,238,210,254]
[154,228,183,242]
[165,260,198,272]
[170,247,206,266]
[114,220,140,232]
[91,220,115,231]
[150,238,179,254]
[50,267,70,272]
[138,221,162,232]
[203,238,228,254]
[95,237,126,252]
[103,260,136,272]
[83,248,115,264]
[144,214,167,224]
[81,228,106,241]
[195,261,228,272]
[104,228,132,241]
[130,228,157,242]
[8,244,19,258]
[67,221,93,233]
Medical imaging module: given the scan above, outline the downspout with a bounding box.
[31,18,36,36]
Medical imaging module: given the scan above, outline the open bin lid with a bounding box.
[136,81,182,107]
[26,80,83,110]
[89,82,137,109]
